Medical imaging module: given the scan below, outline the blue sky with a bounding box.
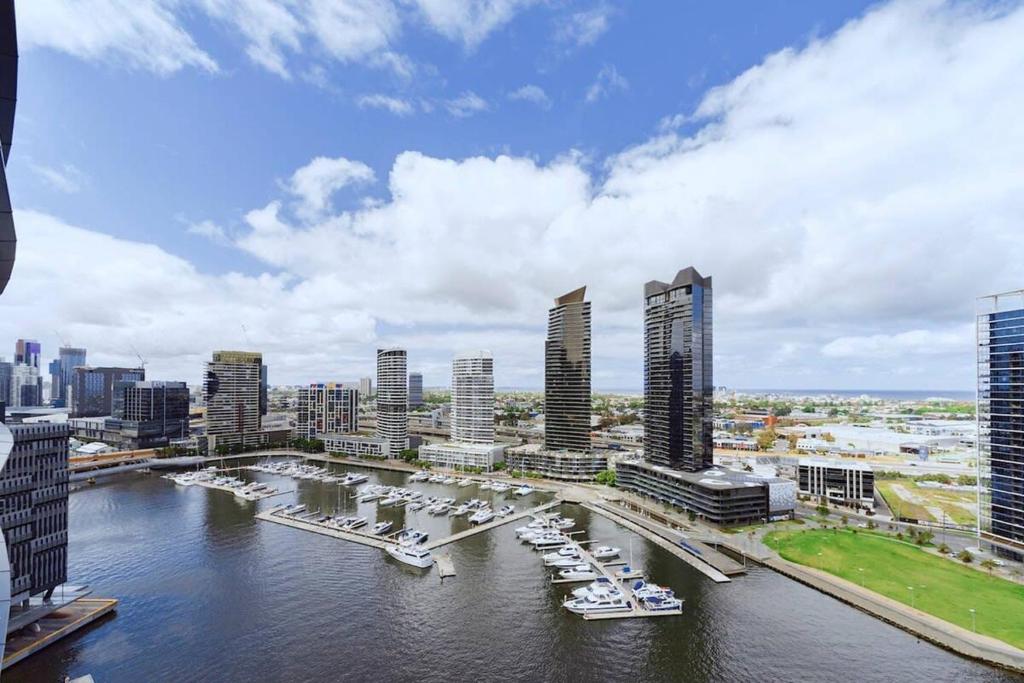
[4,0,1024,391]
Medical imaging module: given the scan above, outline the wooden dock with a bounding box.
[435,553,456,580]
[2,598,119,670]
[421,501,560,550]
[256,509,391,549]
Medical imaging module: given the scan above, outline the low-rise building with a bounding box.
[616,459,796,525]
[72,441,117,457]
[505,443,609,481]
[418,441,505,471]
[323,433,391,459]
[797,458,875,509]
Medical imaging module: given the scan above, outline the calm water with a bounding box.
[6,460,1016,682]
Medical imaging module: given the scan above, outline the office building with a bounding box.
[107,380,190,449]
[204,351,263,451]
[420,351,505,471]
[642,267,713,470]
[375,348,408,451]
[70,366,144,417]
[408,372,424,409]
[14,339,40,368]
[359,377,372,399]
[0,422,70,607]
[260,364,268,417]
[978,289,1024,553]
[618,268,793,524]
[297,383,359,440]
[10,363,40,407]
[451,353,494,444]
[48,346,86,408]
[545,287,592,453]
[797,458,874,509]
[0,357,10,407]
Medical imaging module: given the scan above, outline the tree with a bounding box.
[756,429,778,451]
[595,470,616,487]
[840,515,849,526]
[915,530,934,546]
[980,558,997,575]
[816,503,829,516]
[828,407,840,417]
[821,432,836,443]
[937,543,950,554]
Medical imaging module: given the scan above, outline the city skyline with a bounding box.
[3,1,1022,391]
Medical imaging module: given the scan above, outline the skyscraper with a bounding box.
[70,366,145,417]
[10,362,41,407]
[451,352,494,444]
[0,357,10,407]
[408,372,424,409]
[977,289,1024,554]
[204,351,263,451]
[375,348,408,450]
[297,383,359,440]
[642,267,713,471]
[14,338,39,368]
[544,286,592,453]
[359,377,372,399]
[49,346,86,407]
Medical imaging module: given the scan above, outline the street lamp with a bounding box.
[970,608,977,633]
[907,586,915,609]
[858,567,864,587]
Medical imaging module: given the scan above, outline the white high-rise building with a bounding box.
[451,352,494,444]
[375,348,408,450]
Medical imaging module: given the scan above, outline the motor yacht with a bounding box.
[550,517,575,530]
[562,593,631,615]
[558,564,598,581]
[442,477,457,485]
[448,504,471,517]
[372,521,393,535]
[531,534,570,550]
[396,529,429,545]
[469,508,495,525]
[548,556,586,568]
[478,480,493,490]
[427,504,449,515]
[630,580,674,601]
[286,504,307,515]
[341,516,367,531]
[407,501,425,512]
[341,473,370,486]
[457,478,473,487]
[514,485,534,497]
[385,542,434,569]
[641,595,683,613]
[379,494,402,507]
[497,505,515,517]
[572,578,619,599]
[428,474,445,483]
[542,546,581,563]
[490,482,511,493]
[591,546,621,560]
[410,471,430,482]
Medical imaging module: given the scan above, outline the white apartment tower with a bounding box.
[451,351,494,444]
[375,348,408,450]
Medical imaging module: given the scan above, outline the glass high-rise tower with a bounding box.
[544,286,592,453]
[643,267,713,471]
[978,289,1024,553]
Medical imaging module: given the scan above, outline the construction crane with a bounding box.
[129,344,147,372]
[54,329,71,348]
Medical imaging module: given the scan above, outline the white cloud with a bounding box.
[14,0,1024,390]
[585,64,628,103]
[444,91,489,117]
[408,0,540,48]
[507,84,551,109]
[19,0,218,75]
[198,0,304,78]
[29,163,85,194]
[186,219,231,246]
[555,4,613,48]
[286,156,376,221]
[358,94,416,116]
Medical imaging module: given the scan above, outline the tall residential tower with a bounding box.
[408,372,424,409]
[203,351,263,451]
[544,286,592,453]
[451,352,494,444]
[375,348,408,450]
[297,383,359,440]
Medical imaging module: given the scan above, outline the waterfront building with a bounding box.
[323,433,391,459]
[977,289,1024,553]
[419,351,505,471]
[375,348,408,451]
[408,372,423,409]
[70,366,144,417]
[505,443,607,481]
[797,458,874,509]
[108,380,190,449]
[297,383,359,440]
[618,268,793,524]
[544,287,592,453]
[48,347,86,408]
[203,351,264,452]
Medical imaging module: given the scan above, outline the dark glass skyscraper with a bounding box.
[643,267,713,471]
[544,286,592,453]
[49,346,86,407]
[978,289,1024,553]
[70,366,145,417]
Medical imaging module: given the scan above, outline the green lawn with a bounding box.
[765,529,1024,650]
[876,479,976,526]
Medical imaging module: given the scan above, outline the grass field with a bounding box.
[876,479,976,526]
[765,528,1024,649]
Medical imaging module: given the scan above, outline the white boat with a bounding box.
[372,521,393,535]
[497,505,515,517]
[448,504,470,517]
[558,564,597,581]
[428,474,445,483]
[457,478,473,487]
[285,504,307,515]
[386,543,434,569]
[592,546,621,560]
[543,546,581,563]
[469,508,495,525]
[410,471,430,482]
[380,495,401,507]
[340,516,367,530]
[514,485,534,497]
[572,578,619,599]
[548,556,585,568]
[531,534,570,549]
[479,480,493,491]
[631,581,674,600]
[341,473,370,486]
[427,504,449,515]
[396,529,429,544]
[442,477,457,485]
[562,593,631,615]
[641,595,683,612]
[490,481,511,493]
[407,502,425,512]
[550,517,575,530]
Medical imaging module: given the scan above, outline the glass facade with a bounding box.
[978,291,1024,551]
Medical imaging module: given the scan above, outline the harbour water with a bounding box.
[6,461,1016,682]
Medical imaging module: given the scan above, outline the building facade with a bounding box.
[49,347,86,408]
[505,444,607,481]
[419,442,505,471]
[978,290,1024,553]
[297,383,359,440]
[643,267,713,471]
[70,366,145,417]
[13,339,39,369]
[323,433,390,459]
[107,380,190,449]
[408,372,423,409]
[0,358,10,408]
[0,422,70,606]
[359,377,372,399]
[9,363,40,408]
[376,348,408,451]
[544,286,592,453]
[451,352,494,444]
[797,458,875,509]
[203,351,263,451]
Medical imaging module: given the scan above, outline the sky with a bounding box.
[2,0,1023,392]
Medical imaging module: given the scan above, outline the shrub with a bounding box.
[958,549,973,563]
